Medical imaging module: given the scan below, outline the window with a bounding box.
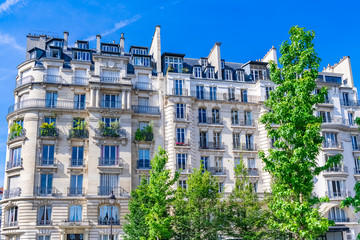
[69,205,82,222]
[165,56,183,73]
[74,94,86,110]
[70,175,83,195]
[199,132,207,148]
[328,207,346,222]
[201,58,207,66]
[241,89,248,102]
[174,79,184,95]
[139,122,149,130]
[45,92,58,108]
[138,149,150,169]
[270,136,277,148]
[348,112,354,126]
[74,51,90,61]
[99,205,119,225]
[177,154,187,171]
[212,109,220,124]
[198,108,207,123]
[77,42,88,49]
[179,180,187,189]
[215,157,223,172]
[224,69,232,80]
[101,94,120,108]
[10,147,21,168]
[323,133,338,148]
[221,60,225,69]
[176,128,186,143]
[100,235,119,240]
[244,111,252,126]
[71,146,84,166]
[102,45,119,53]
[196,85,204,99]
[355,157,360,173]
[231,110,239,125]
[5,206,18,226]
[44,117,56,125]
[51,41,63,47]
[42,145,55,165]
[38,236,50,240]
[213,132,221,148]
[233,133,240,149]
[50,48,60,58]
[201,156,209,171]
[138,97,149,106]
[251,69,266,80]
[246,134,254,150]
[318,111,331,123]
[38,205,52,225]
[99,174,119,196]
[251,182,258,193]
[265,87,273,100]
[176,103,185,119]
[102,118,119,128]
[209,87,217,100]
[207,68,214,79]
[352,136,358,150]
[194,67,202,78]
[236,70,244,81]
[248,158,256,169]
[101,146,118,165]
[40,174,53,195]
[327,180,345,197]
[342,92,349,106]
[134,57,150,67]
[234,158,241,168]
[218,182,224,193]
[228,88,236,101]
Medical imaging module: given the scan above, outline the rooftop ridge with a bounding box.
[261,46,276,62]
[325,56,350,70]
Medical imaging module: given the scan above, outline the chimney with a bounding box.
[120,33,125,52]
[96,34,101,53]
[63,31,69,50]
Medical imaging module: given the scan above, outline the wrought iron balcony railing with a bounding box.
[172,88,188,96]
[39,127,59,137]
[325,191,351,199]
[6,159,22,170]
[72,76,89,85]
[132,105,160,115]
[70,158,84,167]
[97,186,129,197]
[100,101,122,109]
[208,166,226,175]
[35,187,57,196]
[198,117,223,125]
[199,141,225,150]
[137,160,151,169]
[3,187,21,199]
[98,218,120,225]
[69,129,89,138]
[39,158,56,166]
[98,157,123,167]
[233,143,257,151]
[68,187,85,196]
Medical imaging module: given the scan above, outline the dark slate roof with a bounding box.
[225,62,243,71]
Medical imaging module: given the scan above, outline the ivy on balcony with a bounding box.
[8,122,25,141]
[98,121,124,138]
[39,122,58,137]
[69,119,89,138]
[134,124,153,141]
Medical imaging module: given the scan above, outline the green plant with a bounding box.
[135,128,146,141]
[40,122,57,136]
[182,67,189,73]
[134,123,154,141]
[73,119,88,130]
[9,122,23,140]
[167,65,174,73]
[98,120,121,137]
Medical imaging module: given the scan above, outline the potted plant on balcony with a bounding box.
[98,121,121,137]
[40,122,58,137]
[9,122,23,140]
[70,119,88,138]
[134,122,154,142]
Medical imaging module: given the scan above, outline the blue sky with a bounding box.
[0,0,359,185]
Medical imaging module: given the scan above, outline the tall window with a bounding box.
[244,111,252,126]
[342,92,349,106]
[99,174,119,196]
[201,156,209,171]
[233,133,240,149]
[212,109,220,124]
[100,235,119,240]
[194,67,202,78]
[38,236,50,240]
[179,180,187,189]
[45,92,58,108]
[352,136,358,150]
[198,108,207,123]
[70,175,83,195]
[177,154,187,171]
[199,132,207,148]
[231,110,239,125]
[241,89,248,103]
[248,158,256,169]
[165,56,183,73]
[99,205,119,225]
[139,122,149,130]
[323,133,338,148]
[196,85,204,99]
[69,205,82,222]
[176,103,185,119]
[42,145,55,165]
[138,97,149,106]
[174,79,184,95]
[5,206,18,226]
[218,182,224,193]
[246,134,254,150]
[44,117,56,125]
[40,174,53,195]
[38,205,52,225]
[348,112,354,126]
[236,70,244,82]
[224,69,232,80]
[71,146,84,166]
[355,157,360,173]
[318,111,331,123]
[265,87,273,100]
[228,88,235,101]
[74,94,86,110]
[10,147,21,168]
[138,149,150,169]
[328,207,346,222]
[213,132,221,148]
[74,51,90,61]
[327,180,345,197]
[209,87,217,100]
[101,146,118,165]
[102,118,119,128]
[176,128,186,143]
[101,94,120,108]
[207,68,214,79]
[215,157,223,172]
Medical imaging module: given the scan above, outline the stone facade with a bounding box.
[1,25,360,239]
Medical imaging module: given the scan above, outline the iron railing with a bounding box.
[98,157,123,167]
[69,129,89,138]
[8,128,26,141]
[323,141,342,149]
[132,105,160,115]
[35,187,57,196]
[3,187,21,199]
[328,217,349,222]
[208,166,226,175]
[100,101,122,109]
[97,186,129,197]
[175,138,190,146]
[233,143,257,151]
[3,221,18,227]
[172,88,188,96]
[248,168,259,176]
[37,220,52,226]
[6,159,22,170]
[231,119,255,126]
[16,75,34,88]
[39,158,56,166]
[355,168,360,175]
[39,127,59,137]
[98,218,120,225]
[325,191,351,199]
[72,76,89,85]
[198,117,223,125]
[70,158,84,167]
[135,82,152,90]
[98,127,127,138]
[340,99,360,107]
[324,165,348,173]
[199,141,225,150]
[68,187,85,196]
[137,160,151,169]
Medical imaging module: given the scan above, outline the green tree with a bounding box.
[259,26,342,239]
[222,158,271,240]
[173,166,221,240]
[123,147,179,240]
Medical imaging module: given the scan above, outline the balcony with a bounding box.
[6,159,22,171]
[8,128,26,141]
[323,141,343,149]
[328,217,349,223]
[70,158,84,167]
[39,127,59,138]
[172,88,188,96]
[191,91,226,101]
[175,139,190,147]
[233,143,257,151]
[340,99,360,107]
[43,74,64,84]
[137,160,151,170]
[35,187,58,196]
[72,76,89,85]
[248,168,259,177]
[134,82,152,90]
[3,221,18,228]
[68,187,85,196]
[199,141,225,150]
[8,99,89,114]
[98,127,127,138]
[97,186,129,197]
[100,101,122,109]
[208,166,226,175]
[325,191,351,200]
[100,76,121,84]
[198,117,223,125]
[37,220,52,226]
[98,157,123,167]
[38,158,57,167]
[69,129,89,139]
[177,164,191,173]
[232,120,255,127]
[3,187,21,199]
[98,218,120,226]
[323,165,348,176]
[16,75,34,88]
[132,105,160,115]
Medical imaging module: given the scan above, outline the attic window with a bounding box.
[236,70,244,82]
[221,60,225,69]
[201,59,207,67]
[132,48,147,55]
[30,51,36,59]
[224,69,232,80]
[77,43,88,49]
[194,67,202,78]
[50,48,60,58]
[102,45,119,53]
[207,68,214,79]
[51,41,63,47]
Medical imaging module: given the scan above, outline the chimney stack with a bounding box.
[63,31,69,50]
[120,33,125,52]
[96,34,101,53]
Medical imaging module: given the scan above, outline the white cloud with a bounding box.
[0,0,25,14]
[85,14,141,41]
[0,32,24,51]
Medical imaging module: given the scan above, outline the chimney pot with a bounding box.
[96,34,101,53]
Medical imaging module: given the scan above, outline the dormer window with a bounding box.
[102,45,119,53]
[51,41,63,47]
[74,51,90,61]
[77,42,88,49]
[201,58,208,67]
[251,69,267,81]
[221,60,225,69]
[165,56,183,73]
[30,51,36,59]
[194,67,202,78]
[236,70,244,82]
[134,56,151,67]
[206,68,214,79]
[50,48,60,59]
[224,69,232,80]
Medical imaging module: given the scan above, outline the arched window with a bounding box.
[38,205,52,225]
[99,205,119,225]
[69,205,82,222]
[328,207,347,222]
[5,206,18,227]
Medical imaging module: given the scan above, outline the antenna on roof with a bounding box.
[29,30,60,38]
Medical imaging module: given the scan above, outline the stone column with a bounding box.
[121,90,126,109]
[90,87,94,107]
[127,90,131,110]
[95,88,100,108]
[15,93,19,104]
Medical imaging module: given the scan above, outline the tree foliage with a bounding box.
[259,25,341,239]
[173,166,221,239]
